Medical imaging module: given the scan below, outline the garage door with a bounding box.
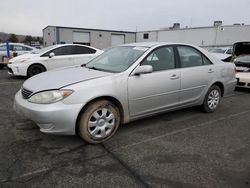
[73,32,90,44]
[111,34,125,47]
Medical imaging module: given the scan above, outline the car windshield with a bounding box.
[86,46,149,73]
[235,55,250,63]
[31,45,55,54]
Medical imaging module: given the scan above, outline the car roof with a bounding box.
[121,42,201,48]
[48,44,100,50]
[0,42,36,48]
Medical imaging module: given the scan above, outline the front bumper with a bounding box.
[7,63,28,76]
[236,73,250,88]
[224,78,237,95]
[14,90,83,135]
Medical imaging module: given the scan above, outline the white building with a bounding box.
[43,26,136,49]
[43,22,250,49]
[136,22,250,47]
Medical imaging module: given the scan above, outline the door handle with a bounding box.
[170,74,180,80]
[208,69,214,73]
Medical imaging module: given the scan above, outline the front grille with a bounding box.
[21,88,33,99]
[237,82,246,87]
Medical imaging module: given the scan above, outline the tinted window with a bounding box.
[43,46,73,56]
[72,46,96,55]
[142,46,175,71]
[53,46,73,55]
[177,46,203,68]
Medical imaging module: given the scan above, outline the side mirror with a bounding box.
[133,65,153,75]
[49,52,55,58]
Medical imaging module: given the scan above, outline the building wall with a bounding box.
[136,25,250,47]
[43,26,57,47]
[43,26,136,49]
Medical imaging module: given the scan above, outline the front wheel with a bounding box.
[78,100,120,144]
[202,85,221,113]
[27,64,46,77]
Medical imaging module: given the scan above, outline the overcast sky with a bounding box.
[0,0,249,36]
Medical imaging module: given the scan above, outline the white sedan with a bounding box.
[0,42,36,57]
[8,44,103,77]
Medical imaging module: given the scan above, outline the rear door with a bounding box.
[176,45,215,105]
[128,46,180,117]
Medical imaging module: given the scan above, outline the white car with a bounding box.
[8,44,103,77]
[233,55,250,88]
[209,47,232,55]
[0,43,36,57]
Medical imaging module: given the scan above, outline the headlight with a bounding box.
[28,90,73,104]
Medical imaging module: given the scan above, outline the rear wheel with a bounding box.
[202,85,221,113]
[78,100,120,144]
[27,64,46,77]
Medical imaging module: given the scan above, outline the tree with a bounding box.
[9,33,18,42]
[23,35,33,44]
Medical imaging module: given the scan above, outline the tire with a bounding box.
[0,64,4,70]
[202,85,221,113]
[27,64,46,77]
[78,100,120,144]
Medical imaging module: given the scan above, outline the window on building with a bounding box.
[143,33,149,39]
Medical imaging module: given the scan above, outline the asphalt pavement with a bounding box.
[0,68,249,188]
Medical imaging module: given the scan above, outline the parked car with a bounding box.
[233,55,250,88]
[0,42,36,57]
[209,47,233,62]
[232,42,250,88]
[8,44,103,77]
[209,47,232,55]
[0,43,37,69]
[14,42,236,144]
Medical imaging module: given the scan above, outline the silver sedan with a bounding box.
[14,42,236,144]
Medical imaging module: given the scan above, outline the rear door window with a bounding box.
[72,46,96,55]
[177,46,212,68]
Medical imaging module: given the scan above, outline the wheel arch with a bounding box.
[75,96,125,135]
[26,63,47,76]
[211,81,224,96]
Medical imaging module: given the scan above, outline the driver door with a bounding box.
[128,46,181,117]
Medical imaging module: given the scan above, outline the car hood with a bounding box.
[22,67,113,93]
[9,53,37,63]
